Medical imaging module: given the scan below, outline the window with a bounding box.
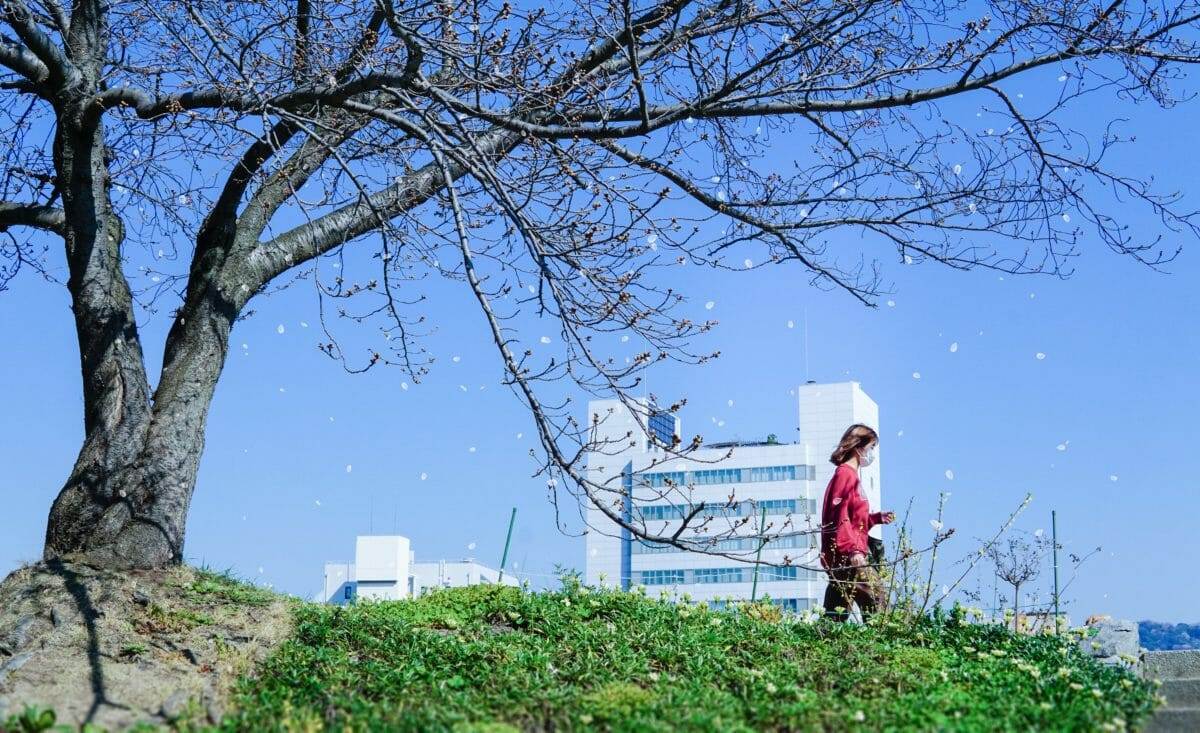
[648,411,676,447]
[636,569,685,586]
[343,585,354,600]
[637,504,685,522]
[640,471,686,489]
[635,465,813,489]
[694,567,745,584]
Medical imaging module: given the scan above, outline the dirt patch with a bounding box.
[0,560,293,730]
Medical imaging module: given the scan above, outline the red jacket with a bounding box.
[820,463,884,568]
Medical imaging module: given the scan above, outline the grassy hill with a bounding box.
[218,581,1156,732]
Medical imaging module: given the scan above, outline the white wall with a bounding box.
[355,535,411,601]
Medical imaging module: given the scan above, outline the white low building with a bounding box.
[322,535,517,605]
[584,381,882,613]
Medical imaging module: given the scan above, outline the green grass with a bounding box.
[221,583,1157,732]
[187,568,280,607]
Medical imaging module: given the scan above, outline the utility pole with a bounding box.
[498,507,517,583]
[1052,510,1061,634]
[750,507,768,602]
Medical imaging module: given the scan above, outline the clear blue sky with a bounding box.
[2,65,1198,622]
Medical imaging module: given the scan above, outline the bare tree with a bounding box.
[2,0,1198,569]
[987,532,1049,632]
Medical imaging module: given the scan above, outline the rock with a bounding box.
[182,647,202,666]
[203,689,224,725]
[49,606,66,628]
[160,690,191,721]
[132,590,152,607]
[0,651,36,686]
[1080,618,1140,671]
[0,616,39,655]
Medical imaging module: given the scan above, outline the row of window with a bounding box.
[708,597,814,613]
[634,565,819,586]
[635,497,818,523]
[631,533,817,555]
[638,464,816,489]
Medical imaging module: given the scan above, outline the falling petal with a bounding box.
[743,258,753,268]
[949,342,959,353]
[345,464,352,473]
[469,446,477,453]
[912,371,922,380]
[705,301,715,310]
[787,320,794,329]
[276,324,285,334]
[420,472,428,481]
[452,355,461,362]
[945,469,955,480]
[886,300,896,307]
[401,382,409,391]
[1109,475,1119,482]
[540,336,552,344]
[1036,352,1046,360]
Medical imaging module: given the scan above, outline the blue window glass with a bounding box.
[648,411,676,446]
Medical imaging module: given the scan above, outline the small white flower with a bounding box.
[540,336,552,344]
[912,371,922,380]
[1058,74,1068,82]
[887,300,896,307]
[1036,352,1047,360]
[743,258,753,268]
[469,446,477,453]
[1062,213,1071,223]
[945,469,955,481]
[949,342,959,353]
[452,355,461,362]
[930,519,943,531]
[953,164,963,175]
[276,324,285,334]
[787,320,794,329]
[853,711,866,722]
[420,472,428,481]
[705,301,715,310]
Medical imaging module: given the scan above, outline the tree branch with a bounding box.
[0,0,72,88]
[0,200,65,233]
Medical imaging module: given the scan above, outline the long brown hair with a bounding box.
[829,423,879,465]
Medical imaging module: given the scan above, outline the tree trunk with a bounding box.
[44,289,236,568]
[43,97,241,568]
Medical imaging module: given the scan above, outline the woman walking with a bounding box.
[820,424,894,622]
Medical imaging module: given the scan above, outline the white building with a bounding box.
[322,535,518,605]
[584,381,882,613]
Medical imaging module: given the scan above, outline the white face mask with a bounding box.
[859,445,877,467]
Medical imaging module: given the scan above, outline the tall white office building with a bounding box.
[583,381,881,613]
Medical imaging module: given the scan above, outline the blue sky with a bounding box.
[3,65,1198,623]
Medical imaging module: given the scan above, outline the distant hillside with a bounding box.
[1141,621,1200,650]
